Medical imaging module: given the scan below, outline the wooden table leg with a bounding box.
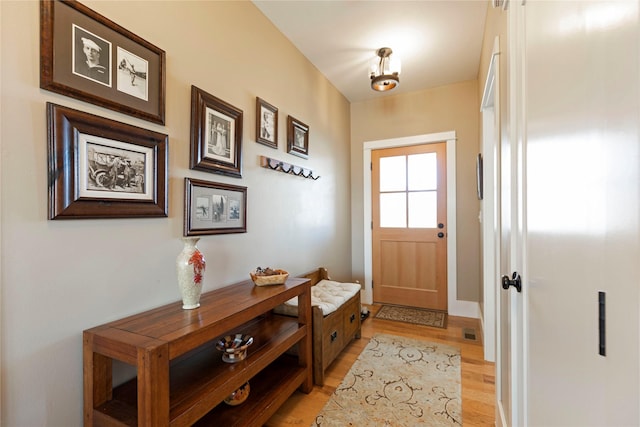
[83,331,112,426]
[137,340,170,425]
[297,286,313,393]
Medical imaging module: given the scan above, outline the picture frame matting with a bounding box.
[40,0,166,124]
[184,178,247,236]
[190,86,243,178]
[256,97,278,149]
[286,115,309,159]
[47,102,168,219]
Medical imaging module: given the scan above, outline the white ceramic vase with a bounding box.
[176,237,206,309]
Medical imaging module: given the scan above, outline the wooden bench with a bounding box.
[274,267,361,386]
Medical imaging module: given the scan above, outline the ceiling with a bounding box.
[252,1,489,103]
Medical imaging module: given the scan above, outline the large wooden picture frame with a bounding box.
[40,0,166,125]
[190,86,243,178]
[47,102,168,219]
[184,178,247,236]
[256,97,278,149]
[287,115,309,159]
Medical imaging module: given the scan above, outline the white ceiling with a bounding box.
[252,0,489,103]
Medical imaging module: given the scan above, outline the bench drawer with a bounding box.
[321,312,343,368]
[342,297,361,340]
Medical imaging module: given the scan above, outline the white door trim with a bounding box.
[362,131,479,318]
[480,36,501,363]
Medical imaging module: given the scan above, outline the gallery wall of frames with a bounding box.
[41,0,317,235]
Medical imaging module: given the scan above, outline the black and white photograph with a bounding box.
[211,194,228,223]
[80,137,149,199]
[287,115,309,159]
[294,127,305,148]
[196,196,211,220]
[256,97,278,149]
[72,24,111,86]
[229,199,240,220]
[205,109,234,163]
[47,103,168,219]
[117,47,148,101]
[184,178,247,236]
[41,0,166,124]
[190,85,243,177]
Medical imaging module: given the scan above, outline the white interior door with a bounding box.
[524,1,640,425]
[497,4,526,426]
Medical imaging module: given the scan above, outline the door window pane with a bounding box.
[408,153,437,191]
[408,191,437,228]
[380,156,406,192]
[380,193,407,227]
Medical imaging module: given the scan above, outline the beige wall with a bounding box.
[0,1,351,425]
[350,80,481,302]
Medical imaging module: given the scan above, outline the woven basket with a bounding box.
[250,269,289,286]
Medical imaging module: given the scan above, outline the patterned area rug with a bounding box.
[375,305,447,329]
[313,334,461,426]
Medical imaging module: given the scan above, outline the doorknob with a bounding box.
[437,232,445,238]
[501,272,522,293]
[438,223,445,229]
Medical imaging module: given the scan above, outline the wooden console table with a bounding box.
[83,277,312,426]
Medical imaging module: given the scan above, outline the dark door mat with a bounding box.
[375,305,447,329]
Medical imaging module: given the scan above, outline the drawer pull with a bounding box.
[350,313,356,323]
[330,331,338,342]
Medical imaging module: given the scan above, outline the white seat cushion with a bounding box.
[277,279,361,316]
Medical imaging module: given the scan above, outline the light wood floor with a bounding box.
[266,304,495,426]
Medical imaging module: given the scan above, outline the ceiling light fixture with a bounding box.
[369,47,401,92]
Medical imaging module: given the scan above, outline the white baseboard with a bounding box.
[448,300,480,319]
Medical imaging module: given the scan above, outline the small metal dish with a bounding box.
[216,334,254,363]
[224,381,250,406]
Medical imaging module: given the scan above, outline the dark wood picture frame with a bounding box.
[184,178,247,236]
[190,86,243,178]
[40,0,166,125]
[256,97,278,149]
[47,102,168,219]
[287,115,309,159]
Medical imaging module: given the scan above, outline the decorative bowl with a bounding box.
[216,334,254,363]
[250,267,289,286]
[224,381,250,406]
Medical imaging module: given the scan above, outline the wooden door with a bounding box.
[371,142,447,310]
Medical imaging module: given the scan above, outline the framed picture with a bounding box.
[190,86,243,178]
[184,178,247,236]
[47,102,168,219]
[40,0,166,125]
[476,153,483,200]
[287,115,309,159]
[256,97,278,149]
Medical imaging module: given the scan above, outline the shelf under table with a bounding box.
[84,278,312,427]
[93,314,308,426]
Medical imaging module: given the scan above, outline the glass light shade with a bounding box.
[370,47,401,91]
[387,55,401,75]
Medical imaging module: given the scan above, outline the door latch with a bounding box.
[501,272,522,293]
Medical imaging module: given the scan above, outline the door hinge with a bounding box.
[371,221,373,230]
[370,162,372,171]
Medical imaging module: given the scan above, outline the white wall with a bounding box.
[0,1,351,425]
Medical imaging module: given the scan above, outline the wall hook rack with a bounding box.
[259,155,320,180]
